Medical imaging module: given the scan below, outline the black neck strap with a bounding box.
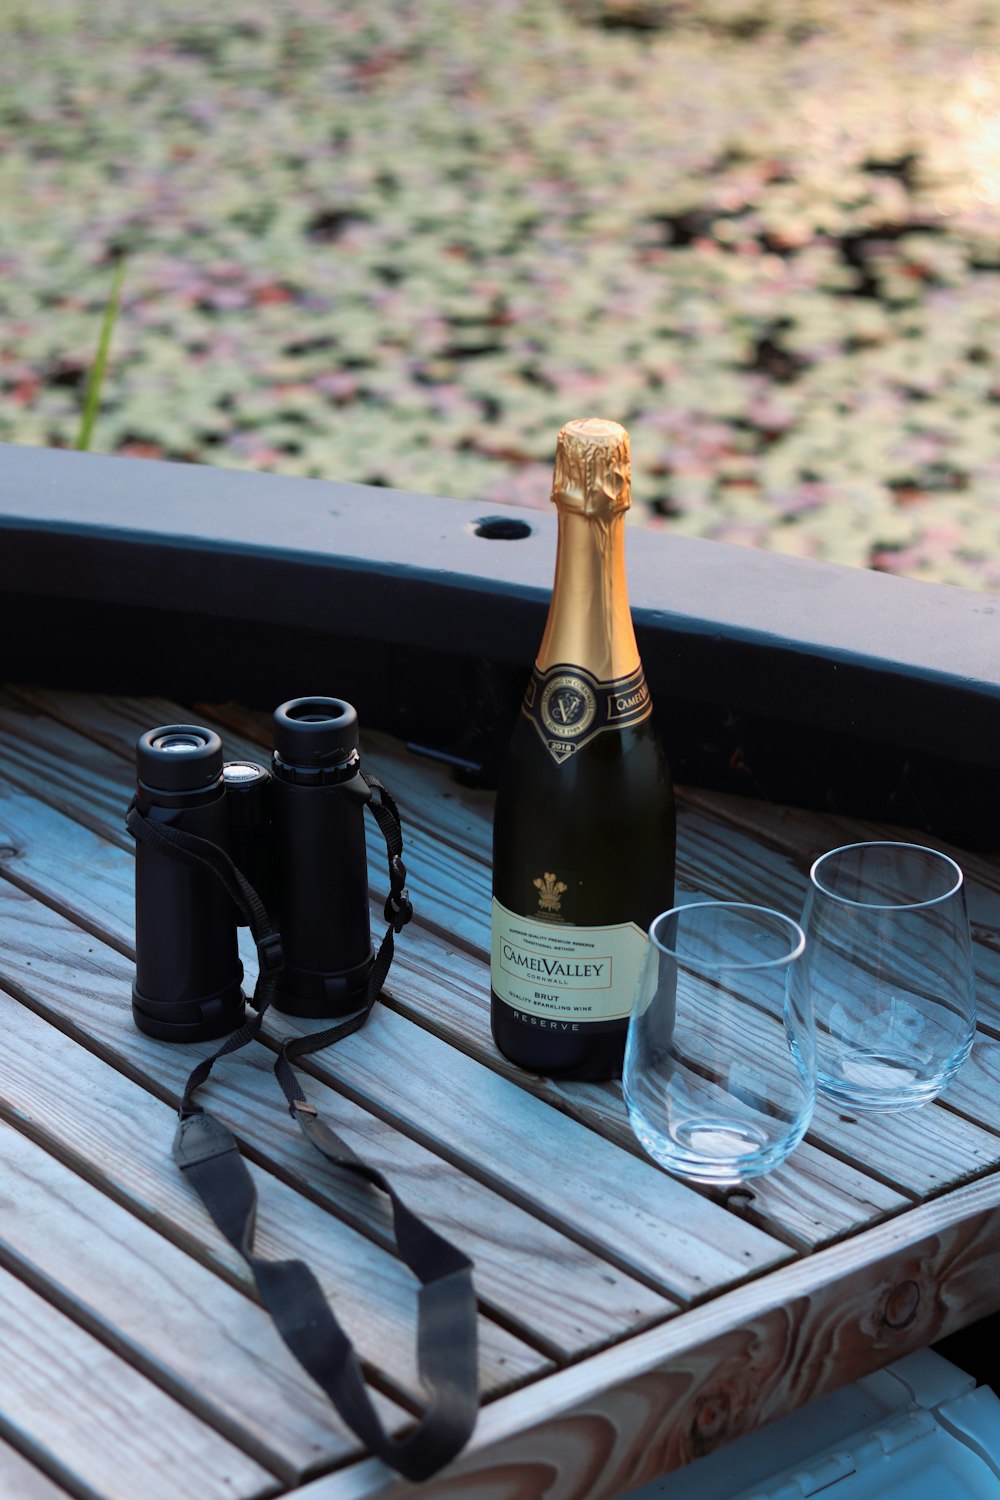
[125,772,479,1482]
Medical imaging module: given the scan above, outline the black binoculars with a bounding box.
[131,696,375,1043]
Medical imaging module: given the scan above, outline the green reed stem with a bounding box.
[75,256,126,452]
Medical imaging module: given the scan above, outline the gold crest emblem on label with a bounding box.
[533,871,568,915]
[539,674,597,740]
[524,662,652,766]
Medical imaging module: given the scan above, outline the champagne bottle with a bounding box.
[491,418,676,1080]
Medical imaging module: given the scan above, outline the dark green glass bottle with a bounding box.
[491,419,676,1080]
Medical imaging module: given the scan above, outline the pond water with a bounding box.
[1,0,999,588]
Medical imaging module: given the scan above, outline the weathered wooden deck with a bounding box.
[0,682,998,1500]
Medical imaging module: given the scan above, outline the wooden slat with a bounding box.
[0,872,676,1361]
[5,684,491,950]
[0,862,781,1308]
[0,766,902,1260]
[5,682,1000,1500]
[0,690,495,943]
[667,798,1000,1166]
[0,689,912,1252]
[680,782,1000,900]
[6,687,496,866]
[15,687,983,1194]
[0,752,787,1300]
[183,699,1000,1201]
[0,1111,407,1480]
[0,1261,275,1500]
[808,1087,1000,1193]
[380,919,909,1244]
[5,686,199,763]
[0,687,135,850]
[0,695,787,1295]
[0,775,134,950]
[0,981,537,1407]
[281,737,1000,1198]
[285,1171,1000,1500]
[677,786,1000,1029]
[14,683,1000,1009]
[0,1437,73,1500]
[7,688,993,1253]
[271,1002,789,1296]
[941,1038,1000,1141]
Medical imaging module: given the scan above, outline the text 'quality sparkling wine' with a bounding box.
[490,418,676,1079]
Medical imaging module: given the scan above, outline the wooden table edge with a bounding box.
[284,1170,1000,1500]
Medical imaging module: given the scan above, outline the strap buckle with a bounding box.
[257,931,285,976]
[385,889,413,933]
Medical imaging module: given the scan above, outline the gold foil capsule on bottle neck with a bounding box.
[551,417,632,520]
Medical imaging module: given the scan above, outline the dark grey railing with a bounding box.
[1,442,998,845]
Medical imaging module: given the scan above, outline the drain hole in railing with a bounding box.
[473,516,533,540]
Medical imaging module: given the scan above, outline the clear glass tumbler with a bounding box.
[801,841,977,1112]
[623,902,814,1184]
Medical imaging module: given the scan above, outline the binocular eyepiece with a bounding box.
[131,697,375,1043]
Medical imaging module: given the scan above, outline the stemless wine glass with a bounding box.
[623,902,814,1184]
[801,842,977,1112]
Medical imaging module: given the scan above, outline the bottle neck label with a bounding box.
[522,661,652,766]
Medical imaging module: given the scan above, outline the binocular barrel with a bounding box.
[132,726,246,1042]
[270,697,374,1017]
[132,698,375,1042]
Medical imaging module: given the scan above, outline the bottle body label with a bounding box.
[523,662,651,766]
[491,898,648,1024]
